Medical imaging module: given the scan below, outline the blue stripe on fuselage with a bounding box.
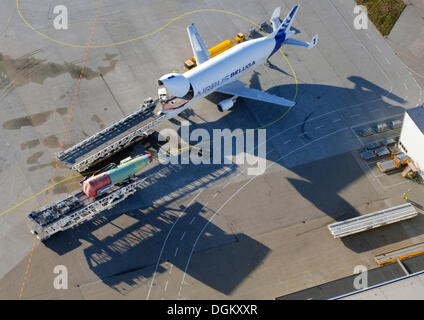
[268,5,298,58]
[269,30,286,57]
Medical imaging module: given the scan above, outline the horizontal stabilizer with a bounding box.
[270,7,281,32]
[309,34,318,49]
[283,34,318,49]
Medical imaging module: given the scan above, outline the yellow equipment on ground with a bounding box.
[184,39,234,70]
[376,153,410,173]
[234,32,246,43]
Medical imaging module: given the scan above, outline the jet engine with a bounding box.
[217,96,238,112]
[158,73,191,98]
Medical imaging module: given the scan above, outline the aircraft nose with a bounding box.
[158,73,190,97]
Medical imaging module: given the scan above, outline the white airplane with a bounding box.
[157,4,317,119]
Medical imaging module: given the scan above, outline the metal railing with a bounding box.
[328,203,418,238]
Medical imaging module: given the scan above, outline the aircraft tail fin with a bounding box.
[266,5,318,56]
[267,4,299,40]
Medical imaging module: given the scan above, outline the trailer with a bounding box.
[359,127,375,137]
[56,99,165,172]
[184,40,234,70]
[328,203,418,238]
[377,159,399,173]
[28,177,146,241]
[360,150,376,160]
[376,152,410,173]
[375,146,390,157]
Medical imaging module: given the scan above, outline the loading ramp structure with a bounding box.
[375,243,424,266]
[28,177,147,241]
[328,203,418,238]
[56,100,165,173]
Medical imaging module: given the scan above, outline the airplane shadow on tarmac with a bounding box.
[202,73,424,254]
[44,74,421,295]
[176,74,422,256]
[45,159,270,296]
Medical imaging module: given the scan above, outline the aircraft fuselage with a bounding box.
[185,37,275,99]
[161,36,276,119]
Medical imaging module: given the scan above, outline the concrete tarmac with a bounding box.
[0,0,423,299]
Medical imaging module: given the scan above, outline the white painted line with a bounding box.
[223,181,230,189]
[364,161,383,179]
[332,119,341,123]
[351,113,361,118]
[366,33,371,39]
[374,172,389,178]
[383,180,410,189]
[370,108,379,113]
[351,114,402,129]
[169,264,173,274]
[363,161,385,189]
[239,97,388,156]
[375,45,382,53]
[174,247,179,257]
[164,280,168,292]
[146,190,202,300]
[404,83,408,90]
[180,231,186,241]
[178,127,351,295]
[189,217,196,225]
[283,139,291,144]
[213,192,219,198]
[385,57,391,65]
[315,125,325,130]
[350,127,364,147]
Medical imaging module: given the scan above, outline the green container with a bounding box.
[107,154,151,184]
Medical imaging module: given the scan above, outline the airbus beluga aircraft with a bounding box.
[157,5,318,119]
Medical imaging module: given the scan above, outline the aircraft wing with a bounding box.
[216,81,295,107]
[187,23,210,65]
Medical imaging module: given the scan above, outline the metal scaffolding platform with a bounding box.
[28,177,146,241]
[56,100,165,172]
[328,203,418,238]
[375,243,424,265]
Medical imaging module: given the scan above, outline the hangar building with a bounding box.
[398,105,424,176]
